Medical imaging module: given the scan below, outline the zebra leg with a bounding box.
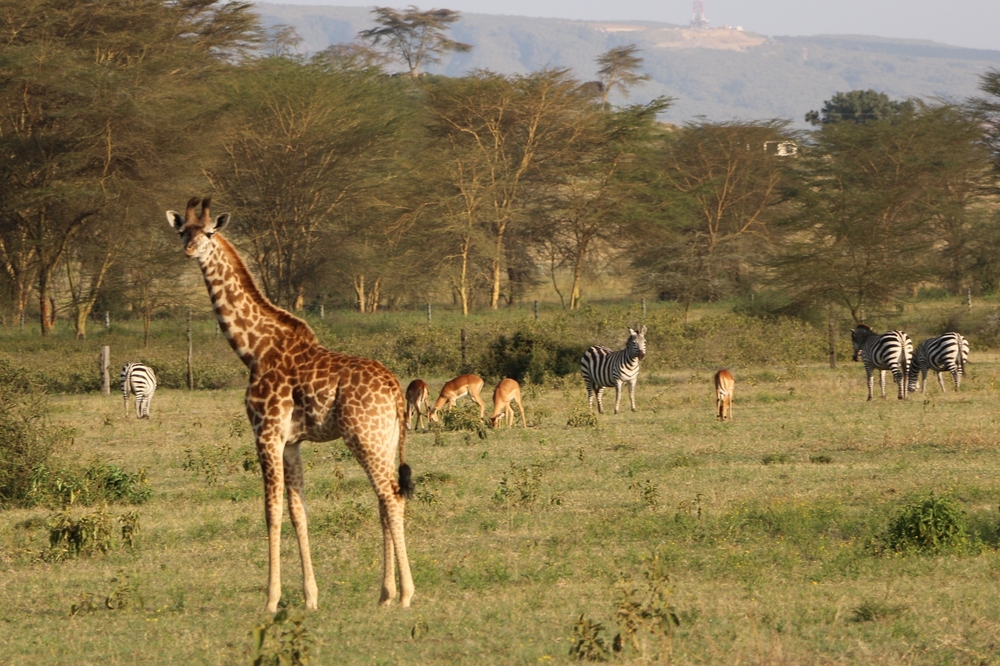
[627,378,637,412]
[865,369,875,401]
[921,369,928,394]
[613,380,624,414]
[937,371,947,393]
[879,370,888,399]
[585,382,595,411]
[953,369,961,391]
[595,387,606,414]
[893,369,905,400]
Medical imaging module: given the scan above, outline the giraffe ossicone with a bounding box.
[167,196,414,611]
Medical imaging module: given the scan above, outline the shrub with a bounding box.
[28,460,151,507]
[882,494,970,554]
[482,329,585,384]
[0,356,74,507]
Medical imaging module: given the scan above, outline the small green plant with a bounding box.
[567,408,598,428]
[882,494,970,554]
[810,454,833,464]
[569,614,610,662]
[410,614,429,640]
[761,453,790,465]
[630,479,660,510]
[493,463,542,508]
[104,569,144,610]
[182,442,245,485]
[849,598,908,622]
[118,510,140,549]
[251,608,313,666]
[46,502,114,560]
[612,555,681,661]
[440,403,488,439]
[228,413,250,439]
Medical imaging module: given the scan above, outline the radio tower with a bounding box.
[690,0,708,29]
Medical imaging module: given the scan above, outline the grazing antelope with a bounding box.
[405,379,430,430]
[488,378,527,429]
[714,369,735,421]
[428,374,486,423]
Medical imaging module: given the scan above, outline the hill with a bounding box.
[255,4,1000,126]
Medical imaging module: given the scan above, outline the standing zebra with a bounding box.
[581,325,647,414]
[121,362,158,419]
[908,332,969,394]
[850,324,912,401]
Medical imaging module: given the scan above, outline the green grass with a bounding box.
[3,356,1000,664]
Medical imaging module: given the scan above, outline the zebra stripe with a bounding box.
[908,332,969,394]
[121,362,158,419]
[850,324,912,401]
[580,325,647,414]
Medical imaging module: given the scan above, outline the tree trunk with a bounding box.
[353,274,366,313]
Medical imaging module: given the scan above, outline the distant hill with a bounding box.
[255,4,1000,127]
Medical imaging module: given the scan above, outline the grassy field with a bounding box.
[4,341,1000,664]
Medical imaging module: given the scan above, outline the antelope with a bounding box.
[715,369,735,421]
[404,379,430,430]
[488,378,527,429]
[428,374,486,423]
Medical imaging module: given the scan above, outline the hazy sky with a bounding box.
[261,1,1000,52]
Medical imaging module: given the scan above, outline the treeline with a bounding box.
[3,0,1000,339]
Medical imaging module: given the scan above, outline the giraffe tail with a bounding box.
[396,394,414,499]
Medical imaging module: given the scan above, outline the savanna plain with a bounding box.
[3,304,1000,665]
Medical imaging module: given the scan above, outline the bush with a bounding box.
[482,330,586,384]
[29,460,151,507]
[0,356,73,507]
[882,494,970,554]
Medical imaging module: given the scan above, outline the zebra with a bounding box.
[850,324,912,401]
[121,362,158,419]
[907,332,969,395]
[580,325,647,414]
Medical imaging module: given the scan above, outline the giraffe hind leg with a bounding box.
[283,443,318,610]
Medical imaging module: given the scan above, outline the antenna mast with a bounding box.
[690,1,708,29]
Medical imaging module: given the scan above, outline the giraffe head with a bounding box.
[166,196,231,260]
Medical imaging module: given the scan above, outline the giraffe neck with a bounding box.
[196,234,317,367]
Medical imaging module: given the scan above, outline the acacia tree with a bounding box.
[207,55,410,310]
[358,6,471,77]
[805,89,915,125]
[0,0,262,334]
[632,119,796,319]
[425,68,594,310]
[595,44,651,110]
[775,102,989,322]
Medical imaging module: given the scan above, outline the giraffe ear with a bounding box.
[207,213,231,235]
[166,210,184,232]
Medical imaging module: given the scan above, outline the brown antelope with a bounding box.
[488,378,527,429]
[714,369,735,421]
[404,379,429,431]
[428,374,486,423]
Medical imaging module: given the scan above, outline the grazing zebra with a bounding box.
[581,325,647,414]
[850,324,912,401]
[908,332,969,395]
[121,363,157,419]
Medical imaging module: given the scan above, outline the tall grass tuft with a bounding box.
[882,494,970,554]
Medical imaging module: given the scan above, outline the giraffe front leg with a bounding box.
[284,443,319,610]
[258,442,286,613]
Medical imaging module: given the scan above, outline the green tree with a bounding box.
[805,89,915,125]
[775,103,988,322]
[595,44,651,110]
[0,0,262,334]
[358,6,471,78]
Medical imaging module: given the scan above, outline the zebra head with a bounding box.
[628,325,647,361]
[166,196,231,260]
[850,324,873,362]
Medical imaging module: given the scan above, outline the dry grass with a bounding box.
[3,357,1000,664]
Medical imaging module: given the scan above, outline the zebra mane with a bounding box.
[856,323,873,332]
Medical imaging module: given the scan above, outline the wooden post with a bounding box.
[967,287,972,313]
[427,303,432,326]
[828,315,837,369]
[533,300,538,321]
[104,311,110,330]
[101,346,111,395]
[460,328,467,367]
[187,310,194,391]
[641,298,646,319]
[320,304,325,320]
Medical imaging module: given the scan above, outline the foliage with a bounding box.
[612,556,681,660]
[482,329,585,384]
[46,503,115,560]
[29,460,151,507]
[493,463,542,508]
[251,608,314,666]
[882,494,971,554]
[595,44,651,108]
[0,357,73,507]
[569,614,610,662]
[357,6,471,77]
[805,89,916,125]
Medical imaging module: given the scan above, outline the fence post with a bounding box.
[968,287,973,313]
[533,300,538,321]
[105,311,110,330]
[460,328,467,368]
[828,307,837,369]
[187,310,194,391]
[427,303,432,326]
[101,345,111,395]
[641,298,646,319]
[320,304,325,320]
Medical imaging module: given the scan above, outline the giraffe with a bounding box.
[167,197,414,612]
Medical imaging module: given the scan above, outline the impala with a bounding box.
[714,369,735,421]
[404,379,430,431]
[428,374,486,423]
[488,378,527,429]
